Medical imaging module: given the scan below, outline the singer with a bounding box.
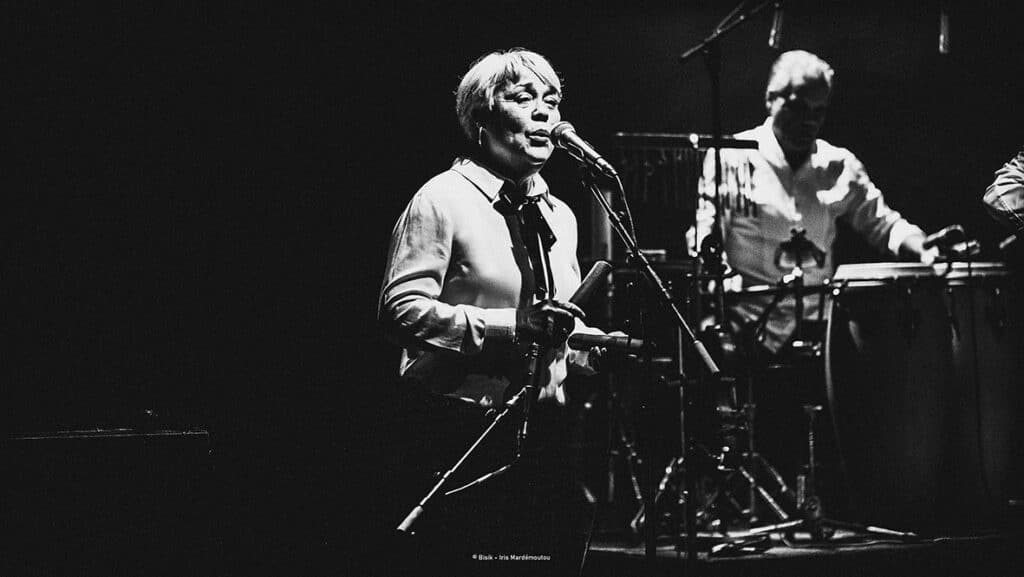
[379,48,613,577]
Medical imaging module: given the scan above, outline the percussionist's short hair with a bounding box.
[455,48,562,143]
[765,50,834,102]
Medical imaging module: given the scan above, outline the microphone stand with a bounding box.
[395,385,529,534]
[635,0,767,563]
[581,171,720,565]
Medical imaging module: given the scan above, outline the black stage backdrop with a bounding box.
[4,1,1022,573]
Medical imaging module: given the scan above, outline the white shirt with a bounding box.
[695,118,924,352]
[983,149,1024,235]
[379,157,598,406]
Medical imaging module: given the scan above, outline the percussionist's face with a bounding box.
[483,70,561,183]
[769,76,830,156]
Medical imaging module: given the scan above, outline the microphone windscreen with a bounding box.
[569,260,613,306]
[568,333,646,353]
[551,121,576,149]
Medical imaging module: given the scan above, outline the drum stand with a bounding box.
[630,399,796,537]
[731,403,918,542]
[733,234,918,542]
[628,299,800,539]
[721,394,796,527]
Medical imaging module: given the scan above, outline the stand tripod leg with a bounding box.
[732,403,919,543]
[734,518,804,537]
[818,518,918,540]
[734,460,791,522]
[396,385,531,534]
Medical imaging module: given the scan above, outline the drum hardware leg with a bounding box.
[630,399,798,537]
[943,286,961,341]
[987,286,1006,332]
[721,399,795,525]
[731,403,920,543]
[629,449,740,539]
[897,283,920,341]
[630,456,680,536]
[734,454,791,522]
[604,378,645,517]
[733,394,795,525]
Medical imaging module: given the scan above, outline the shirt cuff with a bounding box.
[887,219,924,256]
[480,308,518,342]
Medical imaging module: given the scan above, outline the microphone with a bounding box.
[569,260,613,306]
[552,122,619,178]
[922,224,966,250]
[768,1,784,50]
[568,333,646,354]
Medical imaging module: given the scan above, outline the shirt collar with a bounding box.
[450,157,553,209]
[755,117,819,170]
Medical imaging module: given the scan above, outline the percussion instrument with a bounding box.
[825,262,1024,530]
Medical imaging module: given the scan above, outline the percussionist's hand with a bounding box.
[516,299,585,346]
[899,233,939,266]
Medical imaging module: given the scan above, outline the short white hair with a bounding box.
[765,50,834,102]
[455,48,562,144]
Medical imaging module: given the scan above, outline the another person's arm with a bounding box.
[834,152,934,263]
[983,149,1024,235]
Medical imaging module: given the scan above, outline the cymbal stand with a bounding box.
[672,3,785,560]
[715,278,807,528]
[682,0,779,331]
[629,402,795,536]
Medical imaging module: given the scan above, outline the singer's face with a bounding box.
[769,76,830,156]
[482,71,561,182]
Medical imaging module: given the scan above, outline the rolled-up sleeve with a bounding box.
[378,190,515,356]
[983,150,1024,235]
[835,154,923,255]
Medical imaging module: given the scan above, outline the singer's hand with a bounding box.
[587,331,629,373]
[516,299,585,346]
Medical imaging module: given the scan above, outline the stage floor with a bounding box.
[584,528,1024,577]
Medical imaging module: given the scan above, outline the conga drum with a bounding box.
[825,262,1024,531]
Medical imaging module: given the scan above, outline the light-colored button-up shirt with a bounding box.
[379,157,598,405]
[695,118,923,352]
[983,149,1024,235]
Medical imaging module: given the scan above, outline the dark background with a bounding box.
[4,1,1022,573]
